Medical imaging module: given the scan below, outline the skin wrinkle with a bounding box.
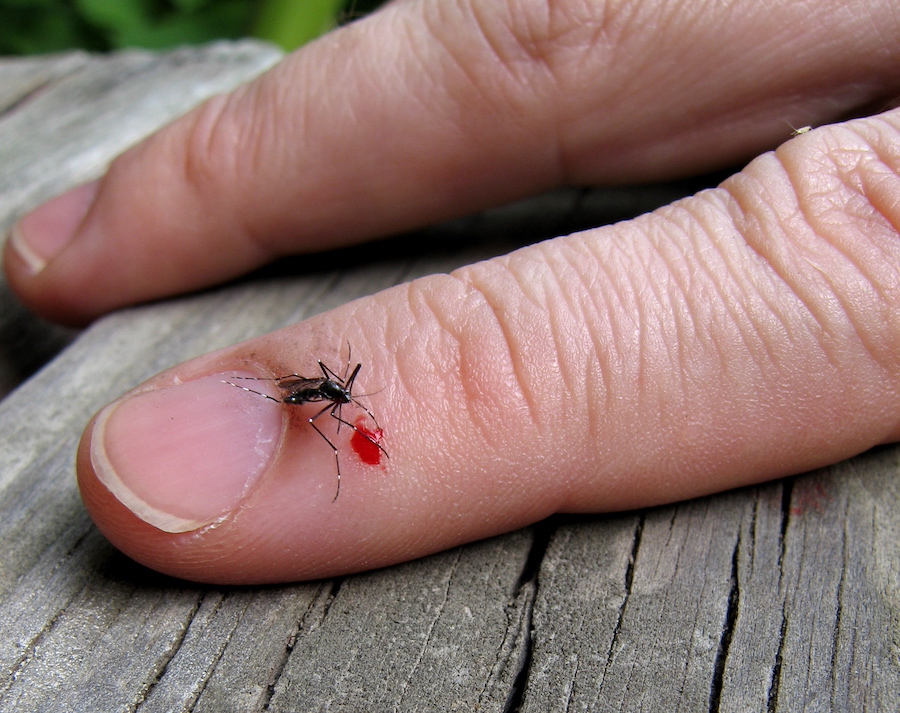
[594,233,646,435]
[405,271,542,460]
[718,147,900,450]
[583,342,609,445]
[724,260,791,385]
[546,240,621,447]
[410,0,570,202]
[421,0,527,116]
[670,196,783,386]
[536,275,577,413]
[625,222,687,425]
[664,209,764,396]
[633,190,870,469]
[396,5,466,120]
[563,233,622,443]
[454,274,542,437]
[631,234,683,422]
[630,245,653,426]
[562,241,622,430]
[576,0,626,52]
[556,17,657,181]
[709,187,820,369]
[498,243,604,498]
[841,119,900,252]
[401,279,464,405]
[594,242,634,435]
[178,90,280,264]
[180,93,237,193]
[181,97,259,249]
[461,0,610,83]
[782,126,900,371]
[433,0,609,186]
[725,161,850,372]
[859,158,900,239]
[470,0,546,70]
[536,240,598,407]
[650,213,703,407]
[502,234,634,445]
[234,74,304,201]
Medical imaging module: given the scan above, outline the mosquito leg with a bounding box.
[227,374,303,381]
[319,359,360,385]
[318,360,331,380]
[221,381,282,403]
[349,399,382,431]
[327,408,389,458]
[307,404,342,501]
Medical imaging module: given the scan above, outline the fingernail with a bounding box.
[8,180,100,274]
[91,373,284,533]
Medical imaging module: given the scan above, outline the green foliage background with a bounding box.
[0,0,385,55]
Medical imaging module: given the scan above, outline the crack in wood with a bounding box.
[598,514,644,696]
[777,480,793,572]
[260,581,337,711]
[134,595,206,711]
[767,483,794,712]
[562,654,580,713]
[513,521,555,598]
[173,598,234,713]
[708,533,741,711]
[827,504,850,708]
[395,552,462,709]
[0,610,59,703]
[317,578,343,623]
[490,582,535,713]
[767,616,788,712]
[0,526,96,703]
[501,523,554,712]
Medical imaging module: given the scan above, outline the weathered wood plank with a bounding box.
[0,41,282,231]
[0,52,91,112]
[520,463,900,712]
[771,454,900,711]
[521,496,746,712]
[1,45,898,712]
[267,531,534,712]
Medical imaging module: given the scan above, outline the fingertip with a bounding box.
[4,181,102,324]
[7,181,100,276]
[77,371,288,582]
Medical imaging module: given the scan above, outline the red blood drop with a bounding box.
[351,416,383,465]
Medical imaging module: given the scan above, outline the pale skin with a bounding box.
[5,0,900,583]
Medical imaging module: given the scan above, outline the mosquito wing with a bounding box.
[275,375,328,403]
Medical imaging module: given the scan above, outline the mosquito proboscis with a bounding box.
[223,352,388,502]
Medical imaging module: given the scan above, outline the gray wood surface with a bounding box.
[1,44,898,712]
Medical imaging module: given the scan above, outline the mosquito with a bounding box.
[224,353,388,502]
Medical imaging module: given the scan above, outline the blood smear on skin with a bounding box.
[351,415,384,465]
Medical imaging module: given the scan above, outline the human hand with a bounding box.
[5,0,900,583]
